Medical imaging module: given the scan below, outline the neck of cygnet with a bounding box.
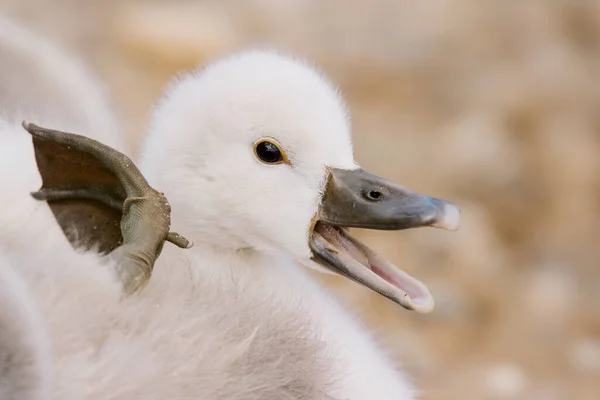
[152,181,312,281]
[164,223,304,282]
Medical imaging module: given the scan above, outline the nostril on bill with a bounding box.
[363,189,384,202]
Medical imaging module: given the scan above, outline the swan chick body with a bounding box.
[0,42,461,398]
[140,50,431,399]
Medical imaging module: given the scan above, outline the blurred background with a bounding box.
[2,0,599,399]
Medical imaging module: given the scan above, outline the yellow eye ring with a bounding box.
[253,139,290,165]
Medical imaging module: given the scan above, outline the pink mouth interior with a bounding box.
[314,223,425,300]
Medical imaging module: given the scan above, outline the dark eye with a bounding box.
[254,140,286,164]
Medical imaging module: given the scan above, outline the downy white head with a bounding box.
[140,49,460,312]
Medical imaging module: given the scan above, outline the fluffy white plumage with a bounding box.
[0,253,50,400]
[0,18,419,400]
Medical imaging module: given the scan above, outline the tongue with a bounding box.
[315,224,369,266]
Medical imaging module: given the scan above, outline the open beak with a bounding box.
[309,167,460,313]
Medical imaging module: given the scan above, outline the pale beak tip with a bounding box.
[409,294,435,313]
[432,201,461,232]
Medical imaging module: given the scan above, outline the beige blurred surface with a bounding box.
[2,0,599,399]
